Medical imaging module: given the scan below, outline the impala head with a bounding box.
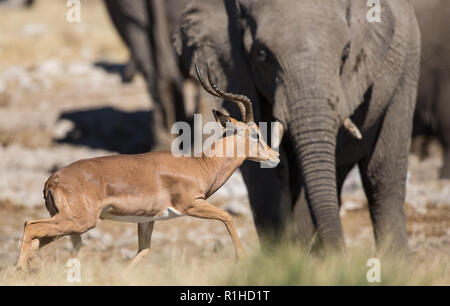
[196,63,280,166]
[212,109,280,165]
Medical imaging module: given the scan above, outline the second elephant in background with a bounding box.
[104,0,191,149]
[412,0,450,178]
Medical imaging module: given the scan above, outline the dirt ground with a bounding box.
[0,0,448,281]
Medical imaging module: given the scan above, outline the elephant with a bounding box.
[411,0,450,178]
[174,0,421,253]
[104,0,192,149]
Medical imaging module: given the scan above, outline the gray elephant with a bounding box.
[104,0,191,148]
[411,0,450,178]
[174,0,421,253]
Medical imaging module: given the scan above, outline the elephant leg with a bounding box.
[125,7,169,149]
[104,0,155,84]
[440,147,450,179]
[359,78,417,255]
[290,187,315,248]
[103,1,143,84]
[241,150,291,245]
[150,0,186,132]
[436,76,450,178]
[105,0,169,148]
[122,56,137,83]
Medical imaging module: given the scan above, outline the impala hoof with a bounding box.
[16,263,29,273]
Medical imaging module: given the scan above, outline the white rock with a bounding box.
[121,248,136,260]
[225,201,250,217]
[209,170,248,202]
[115,235,136,247]
[53,119,75,139]
[341,199,364,212]
[227,171,248,197]
[20,23,48,37]
[86,228,102,240]
[67,62,92,75]
[101,233,113,246]
[3,66,33,89]
[37,59,64,76]
[342,167,363,193]
[80,47,93,59]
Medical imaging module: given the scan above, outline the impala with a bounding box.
[16,64,280,272]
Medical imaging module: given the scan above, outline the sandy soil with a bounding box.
[0,0,448,280]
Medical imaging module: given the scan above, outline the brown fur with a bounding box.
[16,111,279,272]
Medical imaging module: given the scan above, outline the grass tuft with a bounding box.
[1,242,448,286]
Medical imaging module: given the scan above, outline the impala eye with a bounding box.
[256,49,267,62]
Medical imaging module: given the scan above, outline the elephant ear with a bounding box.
[341,0,406,117]
[173,0,261,122]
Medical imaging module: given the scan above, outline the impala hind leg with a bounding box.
[185,200,245,260]
[16,215,94,271]
[126,221,155,272]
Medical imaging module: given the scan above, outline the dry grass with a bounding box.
[0,0,127,69]
[1,243,448,286]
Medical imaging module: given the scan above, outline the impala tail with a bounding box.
[43,175,59,216]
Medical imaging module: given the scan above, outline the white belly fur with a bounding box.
[100,206,184,223]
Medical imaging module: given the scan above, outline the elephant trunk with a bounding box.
[288,97,344,250]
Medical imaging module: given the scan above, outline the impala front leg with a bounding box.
[126,221,155,272]
[185,200,245,261]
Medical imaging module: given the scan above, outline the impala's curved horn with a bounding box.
[194,61,254,123]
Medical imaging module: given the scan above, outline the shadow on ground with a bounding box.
[56,107,154,154]
[94,60,135,84]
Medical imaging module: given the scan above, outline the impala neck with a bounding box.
[200,134,247,198]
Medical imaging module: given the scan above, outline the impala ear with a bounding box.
[212,110,232,129]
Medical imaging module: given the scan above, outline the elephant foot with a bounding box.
[439,151,450,179]
[439,164,450,179]
[121,58,137,84]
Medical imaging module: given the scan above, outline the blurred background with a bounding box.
[0,0,448,284]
